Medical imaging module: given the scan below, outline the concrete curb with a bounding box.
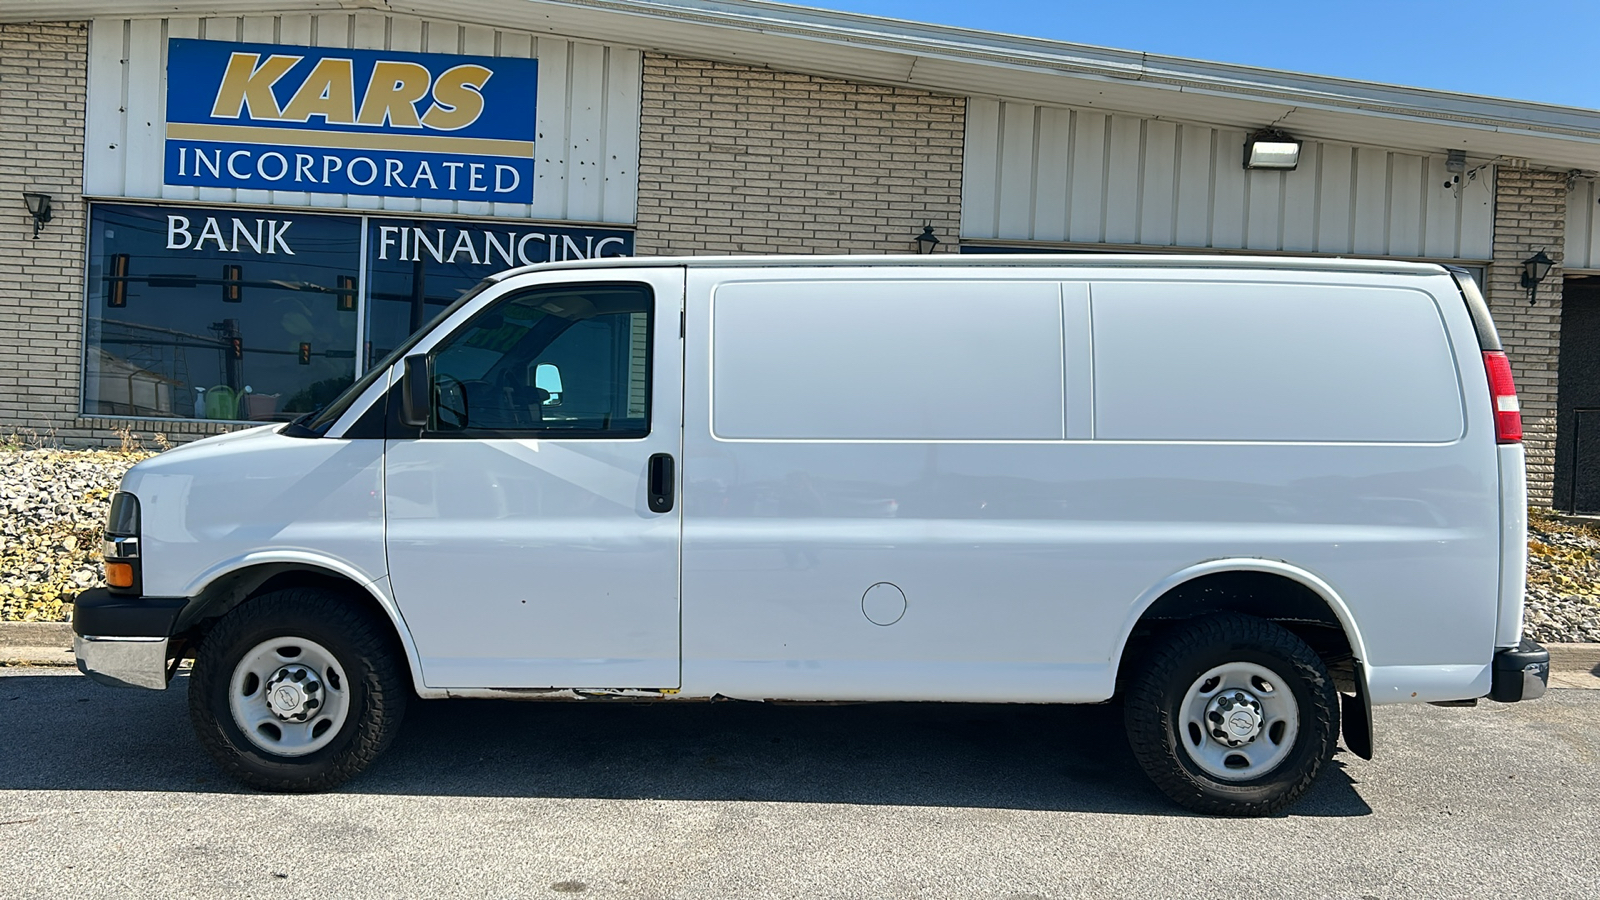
[0,622,75,667]
[1548,642,1600,675]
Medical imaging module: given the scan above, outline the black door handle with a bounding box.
[647,453,675,513]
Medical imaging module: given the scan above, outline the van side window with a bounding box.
[427,283,652,437]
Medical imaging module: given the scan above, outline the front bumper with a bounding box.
[1489,638,1550,703]
[72,588,188,690]
[74,635,170,690]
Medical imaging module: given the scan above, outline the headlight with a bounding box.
[107,491,140,537]
[104,492,141,592]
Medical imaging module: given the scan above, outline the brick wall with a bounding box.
[0,22,90,443]
[0,23,236,448]
[1487,166,1567,505]
[634,54,964,256]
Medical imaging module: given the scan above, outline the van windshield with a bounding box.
[282,278,498,438]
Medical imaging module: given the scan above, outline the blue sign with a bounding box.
[163,39,538,202]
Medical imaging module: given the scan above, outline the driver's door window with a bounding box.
[427,284,652,437]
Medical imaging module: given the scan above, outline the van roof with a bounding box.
[489,254,1453,281]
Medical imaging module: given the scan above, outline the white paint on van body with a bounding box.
[382,267,686,689]
[119,257,1516,707]
[679,264,1500,704]
[125,426,388,601]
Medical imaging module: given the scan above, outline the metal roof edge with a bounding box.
[532,0,1600,139]
[489,254,1450,280]
[5,0,1596,144]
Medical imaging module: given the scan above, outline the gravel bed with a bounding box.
[1525,511,1600,643]
[1,446,152,622]
[3,446,1598,644]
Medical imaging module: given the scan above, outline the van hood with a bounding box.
[120,423,284,485]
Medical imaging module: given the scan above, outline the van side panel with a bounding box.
[678,267,1502,705]
[1090,282,1464,442]
[710,280,1066,441]
[683,275,1094,700]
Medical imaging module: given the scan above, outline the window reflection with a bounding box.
[364,218,632,369]
[81,204,636,423]
[84,204,359,421]
[429,285,652,437]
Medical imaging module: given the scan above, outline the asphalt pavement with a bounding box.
[1,669,1596,899]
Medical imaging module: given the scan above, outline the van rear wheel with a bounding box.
[188,588,408,792]
[1124,613,1338,816]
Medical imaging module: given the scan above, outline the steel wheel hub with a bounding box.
[1205,689,1265,747]
[228,637,351,758]
[1178,661,1300,781]
[265,665,323,722]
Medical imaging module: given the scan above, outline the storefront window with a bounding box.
[81,203,635,422]
[364,218,632,368]
[84,204,361,422]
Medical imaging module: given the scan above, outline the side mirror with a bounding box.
[534,362,563,406]
[400,354,429,427]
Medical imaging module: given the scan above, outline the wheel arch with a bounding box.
[1112,559,1369,690]
[172,554,424,695]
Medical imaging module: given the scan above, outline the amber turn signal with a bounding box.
[105,562,135,589]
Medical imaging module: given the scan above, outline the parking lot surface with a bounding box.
[1,669,1596,899]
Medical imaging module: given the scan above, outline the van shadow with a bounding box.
[0,673,1371,818]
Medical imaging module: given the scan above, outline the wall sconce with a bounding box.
[1243,130,1302,171]
[914,224,940,254]
[1521,250,1554,305]
[21,192,52,238]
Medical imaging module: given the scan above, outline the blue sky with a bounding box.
[791,0,1599,109]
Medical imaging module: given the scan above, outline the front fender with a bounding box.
[177,555,426,700]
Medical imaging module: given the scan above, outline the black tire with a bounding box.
[188,588,408,792]
[1123,613,1339,816]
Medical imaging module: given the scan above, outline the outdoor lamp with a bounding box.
[1243,130,1302,171]
[21,192,52,238]
[915,224,940,254]
[1521,250,1554,305]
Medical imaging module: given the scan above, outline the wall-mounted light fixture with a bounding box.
[914,224,940,254]
[21,192,52,238]
[1443,150,1467,189]
[1243,130,1302,171]
[1521,250,1554,305]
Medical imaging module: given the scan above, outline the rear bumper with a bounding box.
[72,588,187,691]
[1489,639,1550,703]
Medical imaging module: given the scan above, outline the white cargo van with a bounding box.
[75,255,1549,816]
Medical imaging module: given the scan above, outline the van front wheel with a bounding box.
[188,588,408,792]
[1124,613,1339,816]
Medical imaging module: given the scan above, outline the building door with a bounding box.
[384,268,685,689]
[1555,277,1600,513]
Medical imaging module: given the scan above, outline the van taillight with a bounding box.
[1483,351,1522,444]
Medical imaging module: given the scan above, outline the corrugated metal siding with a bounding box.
[84,15,641,224]
[962,99,1495,260]
[1567,178,1600,270]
